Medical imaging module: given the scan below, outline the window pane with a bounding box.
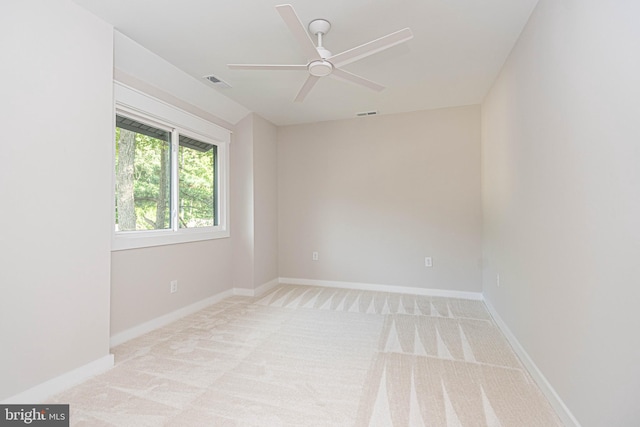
[178,135,216,228]
[115,115,171,231]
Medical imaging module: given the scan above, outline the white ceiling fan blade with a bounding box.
[294,75,320,102]
[328,28,413,68]
[228,64,307,71]
[330,68,385,92]
[276,4,322,61]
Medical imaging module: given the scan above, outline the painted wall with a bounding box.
[278,106,482,292]
[232,114,279,291]
[0,0,113,400]
[252,115,279,288]
[231,115,255,291]
[481,1,640,425]
[110,240,232,335]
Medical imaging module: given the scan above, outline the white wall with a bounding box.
[278,106,482,292]
[110,241,232,335]
[252,115,279,288]
[0,0,113,400]
[482,1,640,425]
[231,115,255,291]
[232,114,279,291]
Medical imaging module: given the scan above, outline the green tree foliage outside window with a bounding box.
[179,137,216,228]
[115,115,216,232]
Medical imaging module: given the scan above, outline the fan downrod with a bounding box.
[307,18,333,75]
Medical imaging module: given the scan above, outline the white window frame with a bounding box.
[112,82,230,251]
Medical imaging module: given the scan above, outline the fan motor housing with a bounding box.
[308,60,333,77]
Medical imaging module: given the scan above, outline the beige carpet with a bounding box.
[51,284,563,426]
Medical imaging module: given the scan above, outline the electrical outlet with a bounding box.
[425,257,433,267]
[312,251,319,261]
[496,274,500,288]
[170,280,178,293]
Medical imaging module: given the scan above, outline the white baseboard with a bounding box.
[233,278,280,298]
[110,288,235,347]
[278,277,483,300]
[483,298,581,427]
[109,281,281,348]
[110,278,481,349]
[254,278,280,297]
[2,354,114,404]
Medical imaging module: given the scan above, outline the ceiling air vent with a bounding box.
[356,110,378,117]
[203,74,231,89]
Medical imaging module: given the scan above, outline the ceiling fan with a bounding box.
[228,4,413,102]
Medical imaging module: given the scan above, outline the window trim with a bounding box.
[112,83,230,251]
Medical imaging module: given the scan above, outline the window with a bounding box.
[113,83,229,250]
[178,134,217,228]
[115,115,172,232]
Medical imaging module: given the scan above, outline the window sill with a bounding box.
[111,228,229,251]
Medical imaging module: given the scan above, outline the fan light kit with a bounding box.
[228,4,413,102]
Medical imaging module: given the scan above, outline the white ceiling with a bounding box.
[72,0,538,126]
